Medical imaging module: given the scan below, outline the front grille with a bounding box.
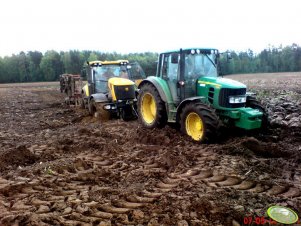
[208,87,214,104]
[219,88,246,108]
[114,85,135,100]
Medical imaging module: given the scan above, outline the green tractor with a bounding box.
[137,48,266,142]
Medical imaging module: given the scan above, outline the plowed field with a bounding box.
[0,73,300,226]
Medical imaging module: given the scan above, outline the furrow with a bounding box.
[126,195,155,203]
[266,185,289,195]
[113,200,145,208]
[156,181,179,189]
[232,180,256,190]
[98,204,130,214]
[217,177,242,187]
[204,175,227,183]
[281,187,301,198]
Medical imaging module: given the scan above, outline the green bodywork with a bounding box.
[196,76,246,107]
[196,76,262,129]
[139,48,263,130]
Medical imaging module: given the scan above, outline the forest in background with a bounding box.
[0,44,300,83]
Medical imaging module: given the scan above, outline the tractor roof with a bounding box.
[88,60,129,66]
[161,48,219,55]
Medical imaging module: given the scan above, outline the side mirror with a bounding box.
[227,52,232,61]
[171,53,179,64]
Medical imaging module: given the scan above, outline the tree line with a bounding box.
[0,51,158,83]
[0,44,300,83]
[219,43,301,75]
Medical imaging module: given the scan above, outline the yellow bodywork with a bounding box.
[141,93,156,124]
[82,83,89,97]
[108,77,135,101]
[88,60,129,66]
[185,112,204,141]
[134,79,143,87]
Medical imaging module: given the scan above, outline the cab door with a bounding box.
[87,66,95,95]
[161,54,180,104]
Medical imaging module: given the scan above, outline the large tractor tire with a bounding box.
[246,97,269,130]
[138,83,167,128]
[96,103,110,121]
[88,98,110,120]
[180,102,219,143]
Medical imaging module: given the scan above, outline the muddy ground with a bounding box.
[0,73,300,226]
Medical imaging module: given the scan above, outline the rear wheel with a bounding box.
[180,102,219,143]
[138,83,167,128]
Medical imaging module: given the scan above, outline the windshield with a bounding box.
[184,53,217,79]
[93,65,128,81]
[93,65,129,93]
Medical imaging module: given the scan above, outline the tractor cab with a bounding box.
[156,49,250,111]
[158,49,219,104]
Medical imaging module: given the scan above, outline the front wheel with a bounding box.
[88,98,96,116]
[121,105,137,121]
[180,102,219,143]
[137,83,167,128]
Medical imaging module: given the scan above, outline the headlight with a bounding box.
[103,105,111,110]
[103,104,117,110]
[229,96,246,104]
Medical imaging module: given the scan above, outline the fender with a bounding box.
[138,76,173,103]
[176,96,206,122]
[90,93,109,103]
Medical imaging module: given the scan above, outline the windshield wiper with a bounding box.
[204,54,216,68]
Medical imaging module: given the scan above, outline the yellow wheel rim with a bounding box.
[185,112,204,141]
[141,93,157,124]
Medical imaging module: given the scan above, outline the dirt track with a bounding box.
[0,73,300,225]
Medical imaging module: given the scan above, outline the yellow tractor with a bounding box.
[81,60,145,120]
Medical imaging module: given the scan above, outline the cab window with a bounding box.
[162,54,179,80]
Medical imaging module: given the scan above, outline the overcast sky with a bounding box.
[0,0,300,57]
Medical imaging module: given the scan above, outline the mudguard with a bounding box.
[138,76,173,103]
[82,84,89,97]
[176,97,206,121]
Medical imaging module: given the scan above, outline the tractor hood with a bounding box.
[198,76,246,89]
